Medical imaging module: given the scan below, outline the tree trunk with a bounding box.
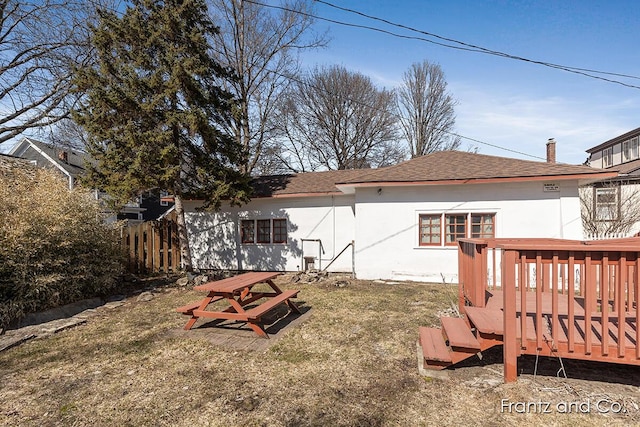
[173,194,193,272]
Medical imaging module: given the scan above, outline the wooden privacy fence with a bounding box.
[121,212,181,273]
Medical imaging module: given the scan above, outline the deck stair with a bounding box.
[422,237,640,382]
[420,307,505,370]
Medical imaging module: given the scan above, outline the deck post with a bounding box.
[458,243,465,313]
[503,249,518,382]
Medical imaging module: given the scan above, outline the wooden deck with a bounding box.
[419,237,640,382]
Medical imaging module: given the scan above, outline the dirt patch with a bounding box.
[0,274,638,426]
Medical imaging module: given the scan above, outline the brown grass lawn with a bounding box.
[1,275,639,427]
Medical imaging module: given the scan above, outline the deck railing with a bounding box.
[458,237,640,382]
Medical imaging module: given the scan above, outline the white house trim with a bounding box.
[12,138,75,189]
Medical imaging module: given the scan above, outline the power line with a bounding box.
[315,0,640,82]
[244,0,640,90]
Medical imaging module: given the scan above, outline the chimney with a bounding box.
[58,150,68,163]
[546,138,556,164]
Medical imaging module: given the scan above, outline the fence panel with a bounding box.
[121,212,181,273]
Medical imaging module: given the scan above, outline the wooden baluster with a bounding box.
[568,252,575,353]
[503,249,518,383]
[492,246,497,290]
[635,255,640,360]
[457,243,465,311]
[536,252,543,349]
[476,244,485,307]
[618,252,627,358]
[552,251,559,350]
[601,252,609,356]
[520,253,527,350]
[585,252,593,355]
[481,244,487,294]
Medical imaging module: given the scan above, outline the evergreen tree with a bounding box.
[73,0,250,271]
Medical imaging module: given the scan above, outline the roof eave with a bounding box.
[586,126,640,154]
[336,172,620,191]
[253,191,347,199]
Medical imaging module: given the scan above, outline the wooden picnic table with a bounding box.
[176,272,300,338]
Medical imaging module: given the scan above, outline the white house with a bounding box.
[184,150,615,282]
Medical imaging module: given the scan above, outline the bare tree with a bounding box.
[206,0,326,175]
[276,65,404,171]
[0,1,104,145]
[397,60,460,158]
[580,180,640,237]
[44,118,90,151]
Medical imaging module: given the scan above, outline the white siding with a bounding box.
[184,180,584,283]
[185,195,356,273]
[590,151,603,168]
[353,181,583,283]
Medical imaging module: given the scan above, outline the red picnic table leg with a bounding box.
[184,294,217,330]
[267,280,301,314]
[226,295,269,338]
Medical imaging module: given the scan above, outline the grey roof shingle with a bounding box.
[251,151,615,197]
[337,151,607,184]
[251,169,367,197]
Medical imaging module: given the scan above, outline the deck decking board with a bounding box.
[419,327,452,363]
[440,317,481,350]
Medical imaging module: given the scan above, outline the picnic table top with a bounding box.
[193,271,281,294]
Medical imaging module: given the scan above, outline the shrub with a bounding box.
[0,159,125,330]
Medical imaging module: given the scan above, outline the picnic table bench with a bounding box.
[176,272,300,338]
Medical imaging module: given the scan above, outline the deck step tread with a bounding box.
[440,317,481,350]
[419,326,452,363]
[464,306,504,335]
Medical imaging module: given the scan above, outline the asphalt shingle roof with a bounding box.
[251,169,366,197]
[251,151,614,197]
[338,151,606,184]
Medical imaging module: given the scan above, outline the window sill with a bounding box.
[241,243,288,246]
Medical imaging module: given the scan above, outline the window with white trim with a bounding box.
[241,218,288,244]
[419,213,495,246]
[594,187,619,221]
[602,147,613,167]
[623,137,639,162]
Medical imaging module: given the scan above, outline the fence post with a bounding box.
[458,243,465,313]
[503,249,518,383]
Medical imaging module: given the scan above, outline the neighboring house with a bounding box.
[8,137,173,223]
[584,127,640,237]
[9,137,87,190]
[184,149,616,282]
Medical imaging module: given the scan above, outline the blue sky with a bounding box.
[299,0,640,164]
